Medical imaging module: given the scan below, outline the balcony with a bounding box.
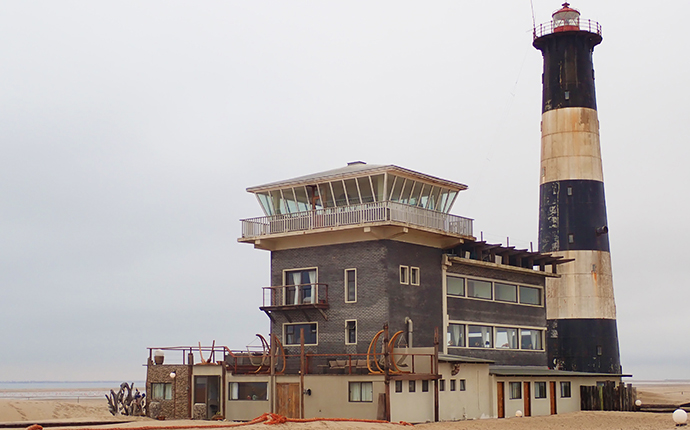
[241,201,473,240]
[260,284,329,319]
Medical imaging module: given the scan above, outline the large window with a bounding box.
[519,286,542,305]
[284,269,317,305]
[345,269,357,303]
[509,382,522,399]
[467,279,492,299]
[349,382,373,402]
[151,383,172,400]
[496,327,519,349]
[534,382,547,399]
[229,382,267,401]
[447,276,465,296]
[495,283,517,303]
[447,323,465,347]
[345,320,357,345]
[520,329,543,350]
[560,381,572,398]
[468,325,493,348]
[285,323,317,345]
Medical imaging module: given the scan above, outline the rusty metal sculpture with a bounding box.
[106,382,146,416]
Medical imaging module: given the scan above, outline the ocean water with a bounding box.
[0,381,145,400]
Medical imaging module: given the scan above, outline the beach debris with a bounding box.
[25,425,43,430]
[105,382,146,416]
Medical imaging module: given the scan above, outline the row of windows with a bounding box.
[447,323,544,350]
[394,379,466,393]
[399,266,420,285]
[447,275,543,306]
[507,381,571,400]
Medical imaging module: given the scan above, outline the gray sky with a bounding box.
[1,1,688,382]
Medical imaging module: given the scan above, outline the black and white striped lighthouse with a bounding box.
[534,3,621,373]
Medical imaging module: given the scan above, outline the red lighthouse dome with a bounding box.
[552,2,580,32]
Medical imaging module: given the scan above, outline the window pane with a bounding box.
[395,380,402,393]
[389,176,403,202]
[331,181,348,206]
[282,189,298,213]
[293,187,310,212]
[346,269,356,302]
[361,382,373,402]
[344,179,360,205]
[418,184,432,208]
[422,380,429,392]
[447,276,465,296]
[521,329,543,350]
[371,175,385,202]
[560,381,571,398]
[346,320,357,344]
[229,382,268,401]
[358,177,374,203]
[447,324,465,347]
[443,191,457,213]
[257,192,275,216]
[318,183,335,208]
[459,380,466,391]
[496,327,519,349]
[407,181,420,205]
[468,325,493,348]
[400,266,409,284]
[285,323,317,345]
[495,283,517,302]
[520,286,542,305]
[509,382,522,399]
[349,382,361,402]
[467,279,492,299]
[410,267,419,285]
[409,381,416,392]
[270,190,286,215]
[535,382,547,398]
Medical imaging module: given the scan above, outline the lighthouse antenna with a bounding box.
[529,0,536,29]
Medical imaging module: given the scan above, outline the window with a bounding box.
[447,275,465,296]
[400,266,409,284]
[229,382,267,401]
[349,382,373,402]
[422,380,429,392]
[395,380,402,393]
[285,323,317,345]
[459,379,466,391]
[495,283,517,303]
[345,269,357,303]
[410,267,420,285]
[468,325,493,348]
[151,383,172,400]
[439,380,445,391]
[284,268,317,305]
[496,327,519,349]
[534,382,547,399]
[447,324,465,347]
[560,381,572,398]
[345,320,357,345]
[409,381,416,393]
[450,379,456,391]
[519,286,542,305]
[509,382,522,399]
[520,329,543,350]
[467,279,492,299]
[568,233,574,244]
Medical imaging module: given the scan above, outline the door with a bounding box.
[276,383,300,418]
[523,382,531,417]
[497,382,505,418]
[550,381,557,415]
[194,376,221,419]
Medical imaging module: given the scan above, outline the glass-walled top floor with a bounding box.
[254,173,460,216]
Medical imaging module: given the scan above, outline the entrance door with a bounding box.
[276,383,300,418]
[194,376,221,419]
[523,382,531,417]
[550,381,557,415]
[497,382,505,418]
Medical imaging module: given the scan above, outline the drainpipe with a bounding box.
[405,317,413,347]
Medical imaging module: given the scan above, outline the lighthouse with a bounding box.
[534,4,621,373]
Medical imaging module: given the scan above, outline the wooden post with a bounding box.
[300,328,305,419]
[433,327,439,422]
[270,333,275,414]
[383,323,391,422]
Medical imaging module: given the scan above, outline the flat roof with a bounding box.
[246,162,468,193]
[490,365,631,378]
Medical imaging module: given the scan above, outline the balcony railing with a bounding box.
[533,18,602,39]
[241,201,473,239]
[261,283,329,309]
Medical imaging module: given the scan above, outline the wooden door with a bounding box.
[276,383,300,418]
[523,382,531,417]
[497,382,505,418]
[550,381,557,415]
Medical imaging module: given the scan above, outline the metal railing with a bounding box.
[241,201,473,239]
[261,283,328,308]
[533,18,602,39]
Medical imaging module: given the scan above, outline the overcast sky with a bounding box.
[1,1,688,382]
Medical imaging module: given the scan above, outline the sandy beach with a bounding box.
[1,383,688,429]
